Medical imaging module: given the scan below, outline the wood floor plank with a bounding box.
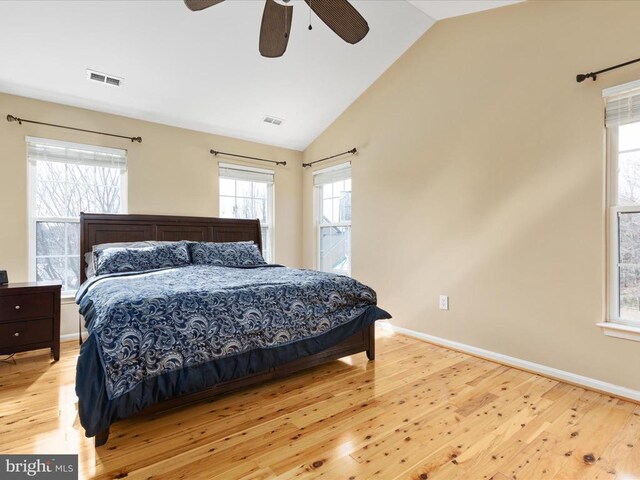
[0,334,638,480]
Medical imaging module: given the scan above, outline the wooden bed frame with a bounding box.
[79,213,375,447]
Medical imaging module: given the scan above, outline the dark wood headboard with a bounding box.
[80,213,262,284]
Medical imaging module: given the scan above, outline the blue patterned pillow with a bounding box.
[94,242,191,276]
[189,242,266,267]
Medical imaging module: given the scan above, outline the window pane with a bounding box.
[220,196,236,218]
[220,178,235,197]
[619,211,640,321]
[67,222,80,256]
[77,184,120,215]
[36,257,66,285]
[322,183,332,200]
[261,226,271,263]
[68,163,95,184]
[253,182,267,200]
[619,122,640,152]
[340,191,352,222]
[254,198,267,223]
[235,197,254,219]
[37,160,65,183]
[66,166,122,216]
[36,180,67,217]
[319,226,351,275]
[618,150,640,205]
[35,256,79,293]
[66,256,80,291]
[332,198,340,223]
[619,212,640,264]
[236,180,252,198]
[35,221,81,292]
[96,185,121,213]
[322,199,333,224]
[36,222,65,256]
[619,265,640,322]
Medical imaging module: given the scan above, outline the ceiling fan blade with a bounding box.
[184,0,225,12]
[259,0,293,58]
[305,0,369,44]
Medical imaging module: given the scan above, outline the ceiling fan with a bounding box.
[184,0,369,58]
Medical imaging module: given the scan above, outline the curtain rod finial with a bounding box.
[6,114,20,124]
[131,137,142,143]
[576,72,597,83]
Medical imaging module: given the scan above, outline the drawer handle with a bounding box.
[14,305,20,310]
[13,332,20,337]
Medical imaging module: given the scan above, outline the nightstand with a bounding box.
[0,282,62,361]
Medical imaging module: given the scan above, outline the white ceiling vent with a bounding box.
[263,115,284,126]
[86,69,123,87]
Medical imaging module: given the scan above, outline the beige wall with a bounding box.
[4,0,640,391]
[303,0,640,391]
[0,92,303,335]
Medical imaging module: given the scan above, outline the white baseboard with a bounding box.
[60,332,86,343]
[379,321,640,403]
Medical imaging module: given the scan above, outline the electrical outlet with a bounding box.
[439,295,449,310]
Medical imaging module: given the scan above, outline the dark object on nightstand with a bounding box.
[0,271,7,285]
[0,282,62,361]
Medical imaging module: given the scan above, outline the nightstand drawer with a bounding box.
[0,319,53,348]
[0,293,53,322]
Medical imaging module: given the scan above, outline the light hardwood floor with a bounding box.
[1,329,639,480]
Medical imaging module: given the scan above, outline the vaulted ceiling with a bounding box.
[0,0,521,150]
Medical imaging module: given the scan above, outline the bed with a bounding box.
[75,213,390,447]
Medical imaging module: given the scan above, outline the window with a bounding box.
[28,138,127,294]
[219,163,274,262]
[605,82,640,327]
[314,163,351,275]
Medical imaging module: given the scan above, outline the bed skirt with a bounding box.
[76,305,390,437]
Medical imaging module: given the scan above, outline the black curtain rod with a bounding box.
[210,149,286,166]
[302,148,357,168]
[577,56,640,83]
[6,114,142,143]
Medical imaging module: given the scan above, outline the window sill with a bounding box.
[596,322,640,342]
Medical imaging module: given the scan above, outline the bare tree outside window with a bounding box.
[615,122,640,322]
[30,141,126,293]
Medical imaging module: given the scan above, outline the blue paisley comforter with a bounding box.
[76,264,388,404]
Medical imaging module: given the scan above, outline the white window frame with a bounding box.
[314,162,352,276]
[27,137,128,296]
[599,80,640,341]
[218,163,274,262]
